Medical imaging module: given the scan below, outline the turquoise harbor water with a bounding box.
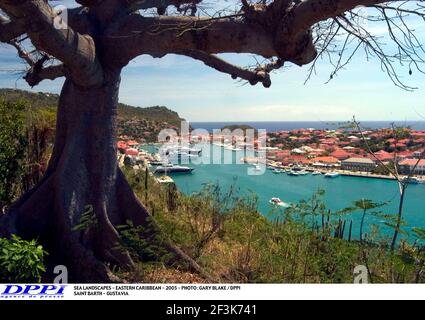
[146,145,425,240]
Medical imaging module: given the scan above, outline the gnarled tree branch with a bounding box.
[8,40,34,66]
[24,63,65,87]
[104,14,305,68]
[5,37,65,86]
[0,15,26,42]
[0,0,103,88]
[179,49,283,87]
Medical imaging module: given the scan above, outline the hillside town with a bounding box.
[116,126,425,180]
[265,127,425,176]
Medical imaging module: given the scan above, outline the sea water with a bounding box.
[161,145,425,241]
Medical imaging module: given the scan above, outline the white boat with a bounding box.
[273,169,284,174]
[252,164,263,172]
[269,198,290,208]
[287,171,300,176]
[312,171,322,175]
[324,172,340,178]
[161,162,174,167]
[402,177,422,184]
[165,152,192,162]
[154,165,194,174]
[213,142,227,147]
[160,146,202,160]
[175,146,203,156]
[298,170,309,176]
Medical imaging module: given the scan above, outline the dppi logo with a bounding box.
[1,285,67,299]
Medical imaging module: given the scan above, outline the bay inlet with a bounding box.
[153,144,425,240]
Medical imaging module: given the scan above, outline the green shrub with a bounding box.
[0,235,47,283]
[123,169,425,283]
[0,99,26,208]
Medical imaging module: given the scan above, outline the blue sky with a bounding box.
[1,1,425,122]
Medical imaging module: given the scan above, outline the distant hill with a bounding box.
[0,89,185,142]
[0,89,59,109]
[221,124,257,133]
[118,104,182,128]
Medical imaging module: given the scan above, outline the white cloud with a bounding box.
[182,104,357,122]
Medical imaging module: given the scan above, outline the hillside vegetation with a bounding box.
[118,168,425,284]
[0,89,184,142]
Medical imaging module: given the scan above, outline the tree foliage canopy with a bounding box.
[0,0,424,89]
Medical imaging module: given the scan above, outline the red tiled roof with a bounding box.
[311,156,340,164]
[374,150,393,161]
[287,155,307,160]
[399,159,425,166]
[320,139,338,145]
[395,143,407,148]
[330,149,351,159]
[397,150,412,156]
[412,132,425,137]
[126,148,139,156]
[275,151,290,157]
[117,141,129,150]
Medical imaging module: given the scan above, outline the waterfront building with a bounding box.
[399,159,425,175]
[412,149,425,159]
[341,157,377,172]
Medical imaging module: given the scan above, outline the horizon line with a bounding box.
[188,120,425,123]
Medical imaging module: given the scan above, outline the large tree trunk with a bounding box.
[0,70,198,282]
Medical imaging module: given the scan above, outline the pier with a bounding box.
[265,161,425,182]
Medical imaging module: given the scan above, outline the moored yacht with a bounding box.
[287,170,300,176]
[253,164,263,172]
[324,172,340,178]
[154,165,194,174]
[402,177,422,184]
